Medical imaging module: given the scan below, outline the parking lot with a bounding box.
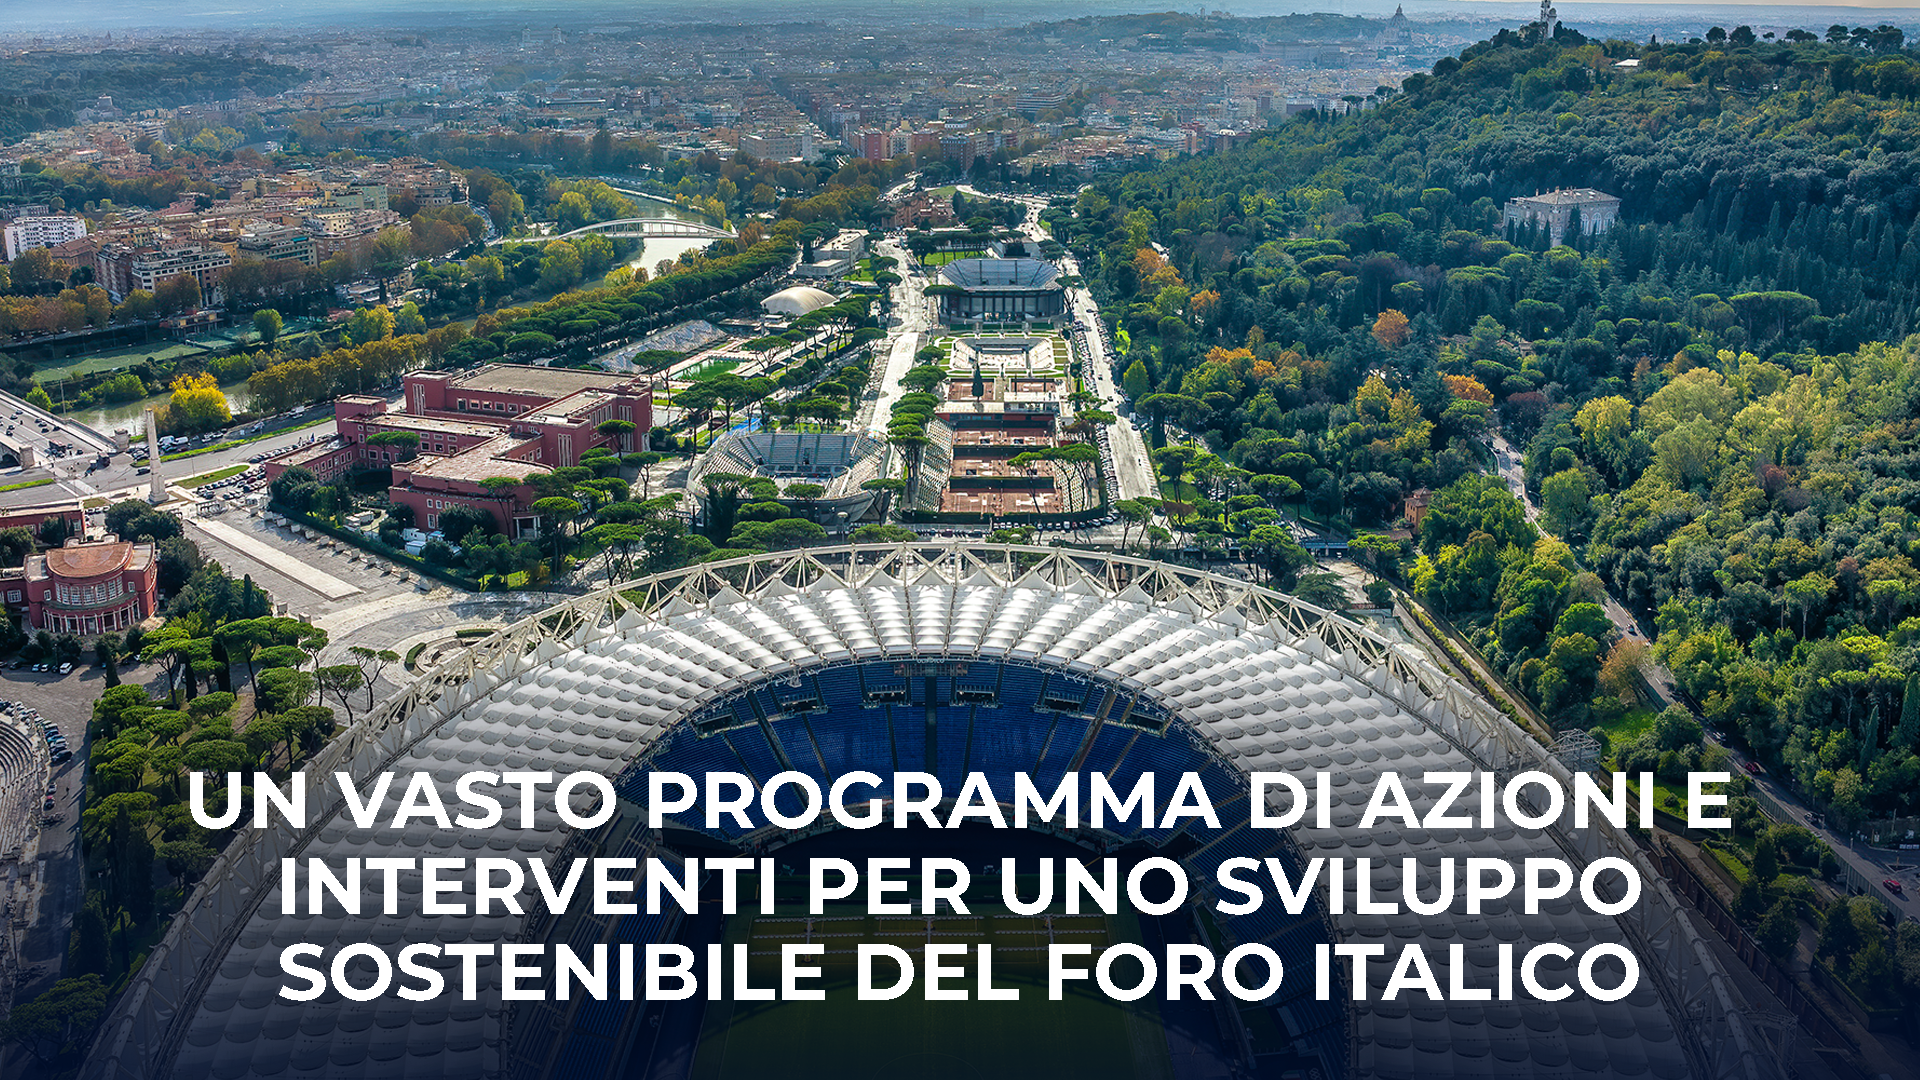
[0,660,140,1002]
[181,461,270,506]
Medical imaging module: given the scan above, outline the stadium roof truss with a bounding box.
[85,544,1780,1080]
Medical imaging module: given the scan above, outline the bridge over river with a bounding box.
[487,217,734,245]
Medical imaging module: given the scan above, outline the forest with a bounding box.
[1046,25,1920,824]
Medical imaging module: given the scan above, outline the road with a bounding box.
[0,406,339,513]
[1491,432,1920,920]
[1490,430,1665,689]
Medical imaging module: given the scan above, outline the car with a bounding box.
[57,661,72,675]
[1887,879,1905,895]
[30,662,45,672]
[53,750,71,764]
[1742,761,1762,775]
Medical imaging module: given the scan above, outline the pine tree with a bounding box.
[1897,673,1920,751]
[71,897,110,975]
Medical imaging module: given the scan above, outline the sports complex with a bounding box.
[83,545,1776,1080]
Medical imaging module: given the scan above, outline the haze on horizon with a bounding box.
[4,0,1920,35]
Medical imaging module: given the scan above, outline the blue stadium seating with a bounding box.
[935,706,973,786]
[596,656,1339,1078]
[722,727,785,785]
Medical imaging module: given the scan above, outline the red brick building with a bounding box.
[264,364,653,540]
[8,536,158,635]
[0,499,86,538]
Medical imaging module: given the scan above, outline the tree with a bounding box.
[532,496,583,571]
[1540,468,1591,538]
[1373,309,1411,349]
[1817,898,1863,963]
[1114,498,1154,549]
[393,300,427,337]
[8,247,67,295]
[70,897,110,977]
[96,633,121,687]
[344,304,394,345]
[23,383,53,411]
[1751,833,1781,888]
[256,666,315,714]
[164,372,231,433]
[1294,572,1350,610]
[152,272,201,314]
[538,240,585,292]
[3,974,108,1061]
[596,418,636,454]
[369,228,413,302]
[1121,357,1151,401]
[1757,901,1799,959]
[252,308,283,344]
[316,665,366,723]
[365,430,420,462]
[346,646,400,709]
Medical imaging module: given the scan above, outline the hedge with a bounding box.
[271,504,481,591]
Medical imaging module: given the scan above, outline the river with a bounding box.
[63,381,255,437]
[56,201,720,437]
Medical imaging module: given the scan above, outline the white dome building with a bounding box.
[84,546,1774,1080]
[760,285,837,316]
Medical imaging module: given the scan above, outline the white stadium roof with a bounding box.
[85,546,1776,1080]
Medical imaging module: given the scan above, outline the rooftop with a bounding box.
[448,363,640,401]
[364,414,503,439]
[402,434,551,486]
[42,538,150,580]
[940,257,1061,291]
[1510,187,1619,205]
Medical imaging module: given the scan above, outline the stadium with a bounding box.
[935,257,1066,324]
[687,430,893,524]
[83,545,1772,1080]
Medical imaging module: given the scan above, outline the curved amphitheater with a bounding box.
[83,545,1775,1080]
[0,711,48,858]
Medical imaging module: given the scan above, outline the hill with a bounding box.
[1046,23,1920,823]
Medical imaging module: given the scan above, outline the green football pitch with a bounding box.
[688,906,1174,1080]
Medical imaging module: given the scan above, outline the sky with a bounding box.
[1,0,1917,35]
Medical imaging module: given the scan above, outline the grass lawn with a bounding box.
[0,476,54,494]
[180,464,248,488]
[920,249,983,267]
[19,339,206,382]
[692,905,1167,1080]
[1591,706,1658,748]
[683,359,741,382]
[1590,707,1702,816]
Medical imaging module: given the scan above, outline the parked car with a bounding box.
[57,661,73,675]
[1742,761,1762,775]
[1886,879,1905,896]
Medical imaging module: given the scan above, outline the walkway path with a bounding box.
[187,516,362,599]
[866,237,929,435]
